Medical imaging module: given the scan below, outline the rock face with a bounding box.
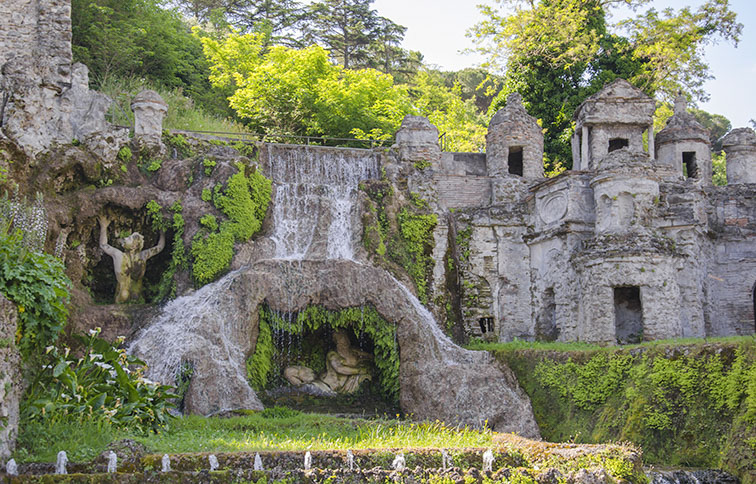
[130,259,540,438]
[0,295,22,461]
[0,0,127,161]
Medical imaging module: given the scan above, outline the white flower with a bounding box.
[94,362,113,370]
[89,353,103,361]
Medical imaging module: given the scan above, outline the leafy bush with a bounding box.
[0,225,70,359]
[22,328,176,433]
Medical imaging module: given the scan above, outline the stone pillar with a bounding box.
[648,125,655,161]
[395,115,441,167]
[571,133,580,170]
[0,295,22,462]
[722,128,756,184]
[131,90,168,154]
[581,126,590,169]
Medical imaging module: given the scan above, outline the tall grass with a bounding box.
[15,411,494,463]
[98,76,248,134]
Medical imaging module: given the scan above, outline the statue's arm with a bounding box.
[328,354,365,375]
[98,215,118,257]
[141,231,166,260]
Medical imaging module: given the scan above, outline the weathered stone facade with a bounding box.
[398,79,756,344]
[0,0,127,160]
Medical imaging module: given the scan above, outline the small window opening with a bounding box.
[614,286,643,344]
[508,147,523,176]
[682,152,698,179]
[609,138,629,152]
[478,317,494,334]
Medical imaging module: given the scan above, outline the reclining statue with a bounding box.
[98,214,165,304]
[284,330,372,396]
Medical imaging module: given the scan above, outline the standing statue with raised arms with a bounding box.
[98,214,165,304]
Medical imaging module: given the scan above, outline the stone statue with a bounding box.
[98,215,165,304]
[284,330,372,396]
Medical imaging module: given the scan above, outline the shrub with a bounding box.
[22,328,176,433]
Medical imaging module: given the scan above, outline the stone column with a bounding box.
[131,90,168,155]
[571,133,581,170]
[0,295,21,461]
[648,125,655,160]
[581,126,590,169]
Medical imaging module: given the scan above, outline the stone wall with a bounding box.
[0,295,22,462]
[0,0,73,89]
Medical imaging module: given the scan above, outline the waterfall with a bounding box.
[266,144,379,260]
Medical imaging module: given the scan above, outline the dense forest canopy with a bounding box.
[71,0,741,164]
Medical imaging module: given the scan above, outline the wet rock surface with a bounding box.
[130,259,540,438]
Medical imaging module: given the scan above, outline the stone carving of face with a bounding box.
[121,232,144,252]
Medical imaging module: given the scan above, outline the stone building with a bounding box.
[397,79,756,344]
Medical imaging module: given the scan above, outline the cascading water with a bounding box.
[125,142,538,434]
[266,144,379,260]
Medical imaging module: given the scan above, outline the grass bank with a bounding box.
[469,336,756,484]
[14,409,493,464]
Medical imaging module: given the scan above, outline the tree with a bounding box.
[172,0,310,47]
[72,0,208,90]
[200,32,413,139]
[409,70,489,152]
[308,0,392,69]
[469,0,742,170]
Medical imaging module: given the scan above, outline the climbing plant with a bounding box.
[247,304,400,403]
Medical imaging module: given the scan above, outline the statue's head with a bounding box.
[121,232,144,252]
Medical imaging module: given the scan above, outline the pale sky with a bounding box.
[373,0,756,128]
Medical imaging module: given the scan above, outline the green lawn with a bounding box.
[15,409,494,464]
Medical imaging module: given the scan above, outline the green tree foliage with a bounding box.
[410,71,488,152]
[200,32,412,139]
[72,0,207,91]
[308,0,378,69]
[470,0,742,169]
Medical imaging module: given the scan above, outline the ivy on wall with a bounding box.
[247,304,400,404]
[361,181,437,304]
[493,341,756,482]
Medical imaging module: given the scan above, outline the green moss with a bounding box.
[117,146,132,163]
[214,165,272,241]
[413,159,432,170]
[145,200,188,302]
[201,188,212,202]
[247,318,273,391]
[202,157,217,176]
[190,164,271,286]
[396,208,437,303]
[163,131,195,158]
[191,228,234,286]
[199,214,218,232]
[487,339,756,483]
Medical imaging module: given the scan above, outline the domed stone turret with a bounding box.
[486,93,543,179]
[656,94,711,183]
[573,79,655,170]
[722,128,756,184]
[394,115,441,166]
